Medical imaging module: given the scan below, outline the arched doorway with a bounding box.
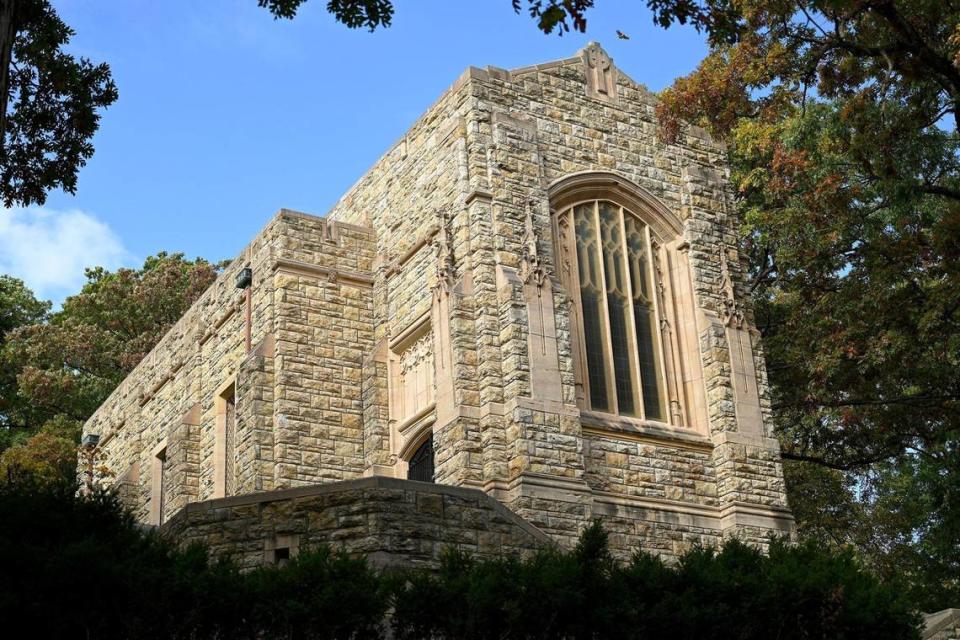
[407,434,434,483]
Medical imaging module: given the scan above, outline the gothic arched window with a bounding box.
[551,173,703,429]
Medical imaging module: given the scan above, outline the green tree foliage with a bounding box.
[391,522,920,640]
[0,479,389,639]
[0,415,79,486]
[2,253,220,424]
[246,547,388,639]
[647,0,960,611]
[0,0,118,207]
[257,0,597,34]
[0,254,220,484]
[0,487,921,640]
[0,274,48,447]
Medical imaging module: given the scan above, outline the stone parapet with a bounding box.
[924,609,960,640]
[160,477,552,571]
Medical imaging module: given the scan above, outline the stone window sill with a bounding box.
[580,410,712,449]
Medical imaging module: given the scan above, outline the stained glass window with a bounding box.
[563,200,670,421]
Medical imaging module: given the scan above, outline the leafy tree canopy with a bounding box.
[649,0,960,611]
[257,0,597,34]
[0,0,117,207]
[0,254,221,482]
[0,275,47,445]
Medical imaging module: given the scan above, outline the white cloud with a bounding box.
[0,207,133,304]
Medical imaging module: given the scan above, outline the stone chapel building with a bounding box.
[82,44,794,568]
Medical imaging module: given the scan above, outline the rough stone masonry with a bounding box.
[82,43,794,568]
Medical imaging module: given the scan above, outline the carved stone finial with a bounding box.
[719,248,745,329]
[321,220,338,244]
[651,240,671,332]
[581,42,617,101]
[556,212,573,281]
[432,210,454,297]
[518,200,547,288]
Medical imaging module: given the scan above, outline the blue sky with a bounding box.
[1,0,707,304]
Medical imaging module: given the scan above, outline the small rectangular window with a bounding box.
[150,445,167,526]
[214,383,236,498]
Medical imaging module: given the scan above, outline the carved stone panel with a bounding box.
[581,42,618,102]
[386,323,439,479]
[390,332,435,424]
[726,325,764,437]
[526,278,563,402]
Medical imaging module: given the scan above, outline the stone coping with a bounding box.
[164,476,554,546]
[923,609,960,639]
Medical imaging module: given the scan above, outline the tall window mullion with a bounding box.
[594,202,639,417]
[616,207,646,419]
[646,229,672,421]
[625,216,668,421]
[593,201,620,414]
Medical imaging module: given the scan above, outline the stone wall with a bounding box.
[272,214,377,486]
[321,43,793,553]
[83,214,283,523]
[924,610,960,640]
[83,210,376,524]
[160,476,551,571]
[85,42,794,564]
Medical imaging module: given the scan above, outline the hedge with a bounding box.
[0,482,922,639]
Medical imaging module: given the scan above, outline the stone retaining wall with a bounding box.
[160,477,551,570]
[925,609,960,640]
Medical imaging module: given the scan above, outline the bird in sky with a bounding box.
[616,30,630,40]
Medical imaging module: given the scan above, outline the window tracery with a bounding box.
[551,176,703,430]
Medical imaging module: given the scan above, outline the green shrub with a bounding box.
[246,546,388,639]
[0,483,923,640]
[389,522,921,640]
[0,481,385,639]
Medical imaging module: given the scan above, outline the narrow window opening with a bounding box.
[214,382,236,498]
[151,446,167,526]
[574,204,612,412]
[273,547,291,566]
[224,385,236,496]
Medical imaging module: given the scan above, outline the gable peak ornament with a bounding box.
[581,42,617,102]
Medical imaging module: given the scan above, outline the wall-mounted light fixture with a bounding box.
[236,266,254,353]
[235,267,253,290]
[81,433,100,448]
[81,433,100,495]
